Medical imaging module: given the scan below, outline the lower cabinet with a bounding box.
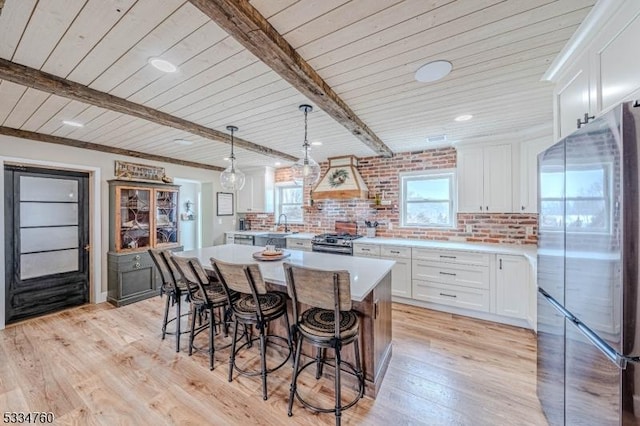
[381,246,412,298]
[411,248,491,313]
[107,247,182,307]
[495,255,529,319]
[286,238,312,251]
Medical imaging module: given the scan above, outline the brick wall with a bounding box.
[244,148,538,245]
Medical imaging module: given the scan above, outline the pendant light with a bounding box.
[291,104,321,186]
[220,125,246,191]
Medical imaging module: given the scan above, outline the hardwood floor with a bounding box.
[0,299,548,425]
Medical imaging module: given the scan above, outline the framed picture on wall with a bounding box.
[217,192,234,216]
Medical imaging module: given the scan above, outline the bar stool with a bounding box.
[283,262,364,426]
[148,249,190,352]
[170,255,235,370]
[211,258,293,401]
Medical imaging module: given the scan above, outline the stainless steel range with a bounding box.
[311,220,362,255]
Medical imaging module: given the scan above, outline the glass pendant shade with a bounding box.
[219,125,245,191]
[291,153,320,186]
[291,104,321,186]
[220,161,245,191]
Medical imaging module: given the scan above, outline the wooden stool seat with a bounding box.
[234,292,287,318]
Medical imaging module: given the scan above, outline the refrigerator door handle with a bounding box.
[539,288,576,321]
[572,319,627,369]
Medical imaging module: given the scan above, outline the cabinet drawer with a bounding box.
[380,245,411,259]
[286,239,312,250]
[412,248,490,266]
[412,280,490,312]
[412,260,489,290]
[353,244,380,257]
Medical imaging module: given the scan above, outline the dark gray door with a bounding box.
[4,165,90,324]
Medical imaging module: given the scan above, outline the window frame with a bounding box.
[400,169,456,228]
[275,182,304,224]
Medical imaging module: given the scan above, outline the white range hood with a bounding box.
[311,156,369,200]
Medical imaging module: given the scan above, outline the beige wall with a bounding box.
[0,135,233,329]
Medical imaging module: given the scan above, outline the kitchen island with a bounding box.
[176,244,394,397]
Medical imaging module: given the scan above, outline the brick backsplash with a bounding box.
[244,148,538,245]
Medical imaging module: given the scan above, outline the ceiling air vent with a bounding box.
[426,134,447,144]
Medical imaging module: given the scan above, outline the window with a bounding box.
[540,164,611,233]
[400,170,456,228]
[275,184,303,223]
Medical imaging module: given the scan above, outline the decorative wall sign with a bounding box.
[217,192,234,216]
[115,160,165,182]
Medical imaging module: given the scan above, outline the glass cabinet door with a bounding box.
[155,189,178,247]
[118,187,151,251]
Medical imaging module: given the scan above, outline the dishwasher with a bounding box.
[233,234,255,245]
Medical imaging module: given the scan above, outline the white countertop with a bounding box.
[176,244,395,302]
[226,231,315,240]
[355,236,537,258]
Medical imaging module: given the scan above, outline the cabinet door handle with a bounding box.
[486,205,489,211]
[521,206,525,211]
[439,292,457,298]
[479,205,483,211]
[440,255,457,259]
[134,262,141,269]
[439,271,457,276]
[391,250,400,254]
[499,258,503,270]
[134,255,141,260]
[362,248,370,251]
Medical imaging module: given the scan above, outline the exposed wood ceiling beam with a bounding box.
[188,0,394,158]
[0,58,298,162]
[0,127,224,172]
[0,0,5,16]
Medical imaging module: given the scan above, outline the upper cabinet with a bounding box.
[549,0,640,140]
[458,144,512,213]
[236,167,275,213]
[109,180,180,253]
[517,137,554,213]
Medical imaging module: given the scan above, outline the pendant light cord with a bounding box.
[303,107,310,163]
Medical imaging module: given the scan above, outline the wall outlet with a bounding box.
[232,218,236,225]
[465,224,473,233]
[317,221,321,227]
[388,222,393,230]
[218,219,222,225]
[526,226,534,235]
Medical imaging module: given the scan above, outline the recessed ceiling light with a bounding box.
[274,162,281,166]
[173,139,193,146]
[311,141,322,146]
[149,58,177,73]
[223,157,230,161]
[62,120,84,127]
[454,114,473,122]
[415,60,452,82]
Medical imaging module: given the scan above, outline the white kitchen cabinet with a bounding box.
[457,144,512,213]
[412,247,491,313]
[236,167,274,213]
[225,232,235,245]
[517,137,554,213]
[286,238,312,252]
[380,246,412,298]
[556,52,591,139]
[353,243,380,258]
[549,0,640,141]
[495,254,528,319]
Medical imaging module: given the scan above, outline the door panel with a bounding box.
[4,165,90,324]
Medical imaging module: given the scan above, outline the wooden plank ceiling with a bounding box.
[0,0,595,170]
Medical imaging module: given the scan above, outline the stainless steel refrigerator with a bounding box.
[537,100,640,425]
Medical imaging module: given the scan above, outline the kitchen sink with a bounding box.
[254,232,297,248]
[262,232,298,238]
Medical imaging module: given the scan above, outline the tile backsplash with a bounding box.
[244,148,537,245]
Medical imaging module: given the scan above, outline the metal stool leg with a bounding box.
[175,292,181,352]
[335,345,342,426]
[288,335,304,417]
[188,303,197,356]
[354,336,364,397]
[229,318,239,382]
[161,291,171,340]
[259,325,268,400]
[208,307,215,370]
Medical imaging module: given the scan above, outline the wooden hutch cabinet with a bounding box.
[107,180,181,306]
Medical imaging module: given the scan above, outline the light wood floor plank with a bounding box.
[0,298,548,425]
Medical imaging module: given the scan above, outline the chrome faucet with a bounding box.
[277,213,289,233]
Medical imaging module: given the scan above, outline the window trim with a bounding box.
[399,169,456,228]
[275,182,304,224]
